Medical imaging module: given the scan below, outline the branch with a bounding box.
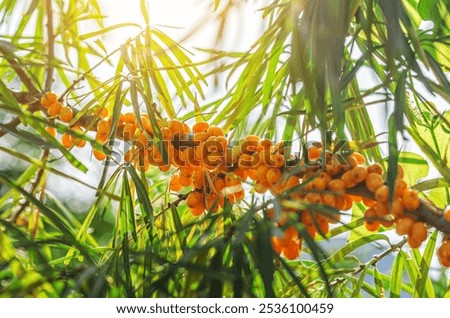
[0,40,40,96]
[0,117,21,138]
[346,184,450,236]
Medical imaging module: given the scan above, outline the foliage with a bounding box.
[0,0,449,297]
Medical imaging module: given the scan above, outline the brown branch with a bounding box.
[0,40,41,96]
[0,117,21,138]
[44,0,55,91]
[346,184,450,236]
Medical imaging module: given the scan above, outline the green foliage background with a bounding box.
[0,0,449,297]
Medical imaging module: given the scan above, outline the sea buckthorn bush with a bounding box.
[0,0,449,299]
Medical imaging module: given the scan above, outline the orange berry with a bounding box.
[125,150,135,163]
[161,127,172,141]
[304,192,321,204]
[41,91,58,108]
[192,171,204,189]
[365,172,384,193]
[317,172,331,185]
[325,158,341,176]
[257,139,272,151]
[186,191,204,209]
[170,174,183,192]
[283,240,301,260]
[135,133,148,149]
[179,176,192,187]
[438,241,450,267]
[411,221,427,242]
[247,168,258,181]
[123,112,135,123]
[233,168,248,180]
[182,122,191,134]
[321,193,336,207]
[390,198,404,217]
[95,107,108,119]
[380,219,394,228]
[309,177,326,191]
[328,179,346,195]
[190,206,205,216]
[254,182,268,194]
[71,126,86,148]
[362,197,376,208]
[368,163,383,175]
[206,126,224,137]
[272,154,285,168]
[192,121,209,133]
[96,132,108,143]
[308,146,321,160]
[283,175,299,190]
[61,133,73,148]
[375,185,390,203]
[364,207,378,224]
[365,221,381,231]
[238,153,253,169]
[256,165,269,182]
[395,216,414,235]
[59,106,73,123]
[123,123,136,140]
[345,155,359,169]
[93,149,106,160]
[168,119,185,136]
[204,193,218,211]
[395,179,407,197]
[271,237,284,255]
[351,164,368,183]
[216,136,228,151]
[45,126,56,138]
[349,152,365,164]
[47,102,63,117]
[97,120,110,135]
[213,178,226,195]
[402,189,420,211]
[158,164,171,172]
[373,202,389,217]
[317,221,330,235]
[408,236,422,249]
[341,194,354,210]
[341,170,357,188]
[266,168,282,186]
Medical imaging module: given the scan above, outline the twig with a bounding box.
[0,40,40,96]
[0,117,21,138]
[44,0,55,91]
[346,185,450,236]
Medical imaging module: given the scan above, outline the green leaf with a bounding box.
[78,23,141,40]
[418,0,441,22]
[397,151,429,186]
[390,251,405,297]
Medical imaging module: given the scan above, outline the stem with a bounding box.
[0,41,40,95]
[44,0,55,92]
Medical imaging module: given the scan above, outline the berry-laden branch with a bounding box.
[6,91,450,267]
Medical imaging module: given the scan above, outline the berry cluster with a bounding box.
[41,91,97,149]
[39,92,450,265]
